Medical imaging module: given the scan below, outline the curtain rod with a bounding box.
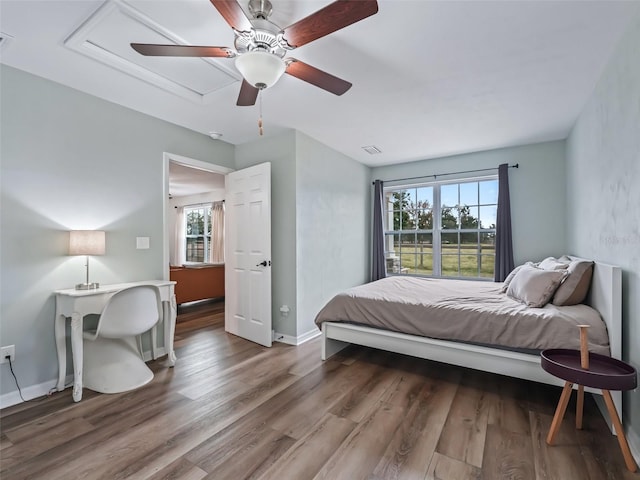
[174,200,225,209]
[372,163,519,185]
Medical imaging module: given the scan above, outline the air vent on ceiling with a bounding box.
[362,145,382,155]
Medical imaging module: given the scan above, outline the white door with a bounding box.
[224,162,272,347]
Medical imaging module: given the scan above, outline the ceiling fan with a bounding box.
[131,0,378,106]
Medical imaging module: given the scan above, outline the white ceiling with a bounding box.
[1,0,638,167]
[169,161,225,197]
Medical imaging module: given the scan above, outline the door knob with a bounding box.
[256,260,271,267]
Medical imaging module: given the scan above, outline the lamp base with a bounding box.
[75,282,100,290]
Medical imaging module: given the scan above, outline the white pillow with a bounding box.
[506,265,567,308]
[538,256,570,271]
[501,262,534,293]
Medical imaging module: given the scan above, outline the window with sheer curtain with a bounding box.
[182,202,224,264]
[184,204,212,263]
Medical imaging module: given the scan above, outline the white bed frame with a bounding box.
[321,261,622,431]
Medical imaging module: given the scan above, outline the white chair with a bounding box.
[82,284,162,394]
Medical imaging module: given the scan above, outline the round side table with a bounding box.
[541,348,638,472]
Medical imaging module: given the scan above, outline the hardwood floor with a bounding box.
[1,300,636,479]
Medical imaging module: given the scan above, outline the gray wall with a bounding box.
[295,132,370,335]
[0,65,235,395]
[371,141,567,265]
[566,13,640,444]
[235,131,371,338]
[234,131,298,337]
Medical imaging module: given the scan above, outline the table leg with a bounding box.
[602,389,637,472]
[576,385,584,429]
[150,325,158,360]
[54,311,67,392]
[164,295,177,367]
[546,381,573,445]
[70,312,84,402]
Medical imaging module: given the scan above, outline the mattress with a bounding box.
[314,276,609,355]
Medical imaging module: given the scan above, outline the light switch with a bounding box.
[136,237,150,249]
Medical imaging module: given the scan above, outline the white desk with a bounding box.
[55,280,177,402]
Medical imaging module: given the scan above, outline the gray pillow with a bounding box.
[552,256,595,306]
[506,265,567,308]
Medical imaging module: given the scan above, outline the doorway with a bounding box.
[163,153,233,318]
[163,153,273,346]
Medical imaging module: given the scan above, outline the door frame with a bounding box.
[162,152,234,281]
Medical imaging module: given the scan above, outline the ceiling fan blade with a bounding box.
[237,79,259,106]
[282,0,378,48]
[210,0,253,33]
[285,59,352,96]
[131,44,234,57]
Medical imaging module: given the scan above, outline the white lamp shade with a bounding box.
[235,51,286,89]
[69,230,106,256]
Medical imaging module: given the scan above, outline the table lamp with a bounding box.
[69,230,105,290]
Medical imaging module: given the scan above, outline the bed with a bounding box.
[316,260,622,430]
[170,263,225,305]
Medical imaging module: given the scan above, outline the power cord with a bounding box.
[6,355,27,403]
[4,356,68,403]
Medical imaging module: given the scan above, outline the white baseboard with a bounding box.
[1,347,167,410]
[297,328,322,344]
[628,425,640,465]
[143,347,167,362]
[273,328,321,346]
[0,374,73,410]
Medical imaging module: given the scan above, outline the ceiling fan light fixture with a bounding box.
[235,51,286,89]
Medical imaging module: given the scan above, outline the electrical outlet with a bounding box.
[1,345,15,364]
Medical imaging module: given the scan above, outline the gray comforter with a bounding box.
[314,276,609,355]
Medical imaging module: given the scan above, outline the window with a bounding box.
[384,177,498,279]
[185,205,212,263]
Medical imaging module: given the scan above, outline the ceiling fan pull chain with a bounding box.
[258,89,264,136]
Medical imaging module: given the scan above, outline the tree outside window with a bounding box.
[185,205,212,262]
[384,178,497,279]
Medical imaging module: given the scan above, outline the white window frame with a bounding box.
[184,203,212,263]
[383,174,498,280]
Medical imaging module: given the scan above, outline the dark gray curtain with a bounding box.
[371,180,386,281]
[494,164,514,281]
